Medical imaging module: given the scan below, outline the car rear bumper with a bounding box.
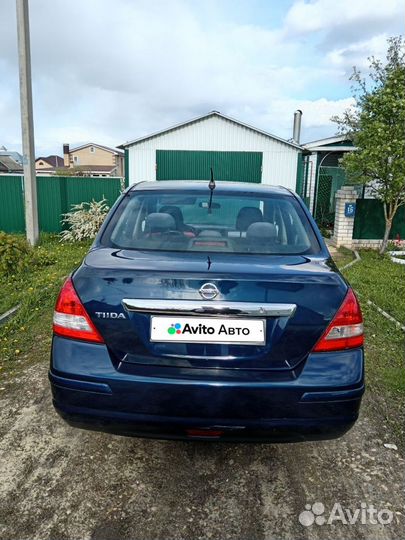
[50,335,365,442]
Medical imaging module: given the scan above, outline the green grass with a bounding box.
[0,235,91,380]
[360,303,404,443]
[333,246,355,269]
[342,251,405,444]
[344,249,405,323]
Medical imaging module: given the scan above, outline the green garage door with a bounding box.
[156,150,262,183]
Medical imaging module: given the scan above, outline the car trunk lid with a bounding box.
[73,248,347,371]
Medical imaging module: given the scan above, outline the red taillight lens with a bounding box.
[53,278,104,343]
[312,288,363,352]
[186,429,224,438]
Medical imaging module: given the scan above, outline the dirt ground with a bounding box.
[0,362,403,540]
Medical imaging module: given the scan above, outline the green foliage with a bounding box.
[0,232,57,278]
[332,36,405,252]
[29,245,56,268]
[0,232,30,275]
[319,223,332,238]
[342,251,405,442]
[60,199,109,242]
[334,246,355,268]
[55,166,93,176]
[0,235,91,375]
[344,249,405,323]
[360,302,404,443]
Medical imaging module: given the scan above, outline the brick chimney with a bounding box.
[63,144,70,167]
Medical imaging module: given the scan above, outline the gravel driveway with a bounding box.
[0,362,403,540]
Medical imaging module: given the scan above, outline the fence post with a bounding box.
[330,186,358,247]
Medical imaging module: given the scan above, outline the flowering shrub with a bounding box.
[60,199,110,242]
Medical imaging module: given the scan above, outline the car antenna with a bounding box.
[208,167,216,213]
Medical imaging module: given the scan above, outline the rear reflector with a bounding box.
[312,288,363,352]
[186,429,224,438]
[53,278,104,343]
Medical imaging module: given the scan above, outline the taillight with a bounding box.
[312,288,363,352]
[53,277,104,343]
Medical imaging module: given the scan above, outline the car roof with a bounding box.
[129,180,293,196]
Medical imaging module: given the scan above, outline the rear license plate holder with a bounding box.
[150,316,265,345]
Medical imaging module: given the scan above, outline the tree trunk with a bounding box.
[380,218,393,254]
[380,200,401,254]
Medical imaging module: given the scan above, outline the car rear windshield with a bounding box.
[101,189,321,255]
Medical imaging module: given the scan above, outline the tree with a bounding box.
[332,37,405,254]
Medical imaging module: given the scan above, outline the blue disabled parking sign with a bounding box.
[344,202,356,217]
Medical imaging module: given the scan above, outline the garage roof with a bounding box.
[119,111,303,150]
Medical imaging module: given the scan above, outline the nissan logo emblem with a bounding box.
[199,282,219,300]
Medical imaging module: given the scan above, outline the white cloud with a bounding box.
[326,34,394,69]
[228,97,356,142]
[0,0,401,155]
[284,0,403,35]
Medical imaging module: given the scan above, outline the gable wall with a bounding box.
[126,116,299,189]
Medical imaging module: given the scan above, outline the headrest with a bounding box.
[145,212,175,233]
[236,207,263,231]
[246,222,277,240]
[159,205,184,225]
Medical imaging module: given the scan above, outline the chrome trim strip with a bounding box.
[122,299,296,318]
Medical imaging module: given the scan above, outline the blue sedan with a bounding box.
[49,181,364,442]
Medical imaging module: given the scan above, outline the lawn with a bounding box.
[342,250,405,443]
[0,235,91,381]
[333,245,355,268]
[344,249,405,323]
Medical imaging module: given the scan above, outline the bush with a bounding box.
[0,232,30,275]
[30,245,56,268]
[319,224,333,238]
[60,199,109,242]
[0,233,58,277]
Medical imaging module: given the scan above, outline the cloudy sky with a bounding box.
[0,0,403,157]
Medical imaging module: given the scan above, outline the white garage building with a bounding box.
[119,111,302,190]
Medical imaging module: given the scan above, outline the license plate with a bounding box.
[150,316,265,345]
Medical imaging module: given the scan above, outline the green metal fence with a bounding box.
[315,166,347,226]
[0,175,25,232]
[0,175,124,233]
[353,199,405,240]
[295,154,311,207]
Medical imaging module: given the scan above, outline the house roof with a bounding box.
[0,155,23,172]
[303,134,356,153]
[0,150,23,164]
[303,134,354,148]
[70,142,124,155]
[84,165,117,172]
[119,111,303,150]
[36,155,65,167]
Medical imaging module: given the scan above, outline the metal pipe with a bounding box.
[292,110,303,144]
